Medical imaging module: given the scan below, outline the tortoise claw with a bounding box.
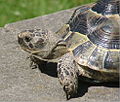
[66,94,71,100]
[63,85,77,100]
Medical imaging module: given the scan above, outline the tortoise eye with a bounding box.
[25,36,31,42]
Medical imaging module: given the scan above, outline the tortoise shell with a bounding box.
[18,0,119,82]
[57,0,120,82]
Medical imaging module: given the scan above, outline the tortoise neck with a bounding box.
[92,0,119,15]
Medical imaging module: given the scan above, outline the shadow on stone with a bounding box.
[36,62,119,99]
[38,62,57,77]
[30,56,57,77]
[71,78,119,99]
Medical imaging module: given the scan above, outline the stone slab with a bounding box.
[0,6,119,102]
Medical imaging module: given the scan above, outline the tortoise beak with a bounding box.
[18,35,23,45]
[18,33,32,53]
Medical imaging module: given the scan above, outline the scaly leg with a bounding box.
[57,53,78,100]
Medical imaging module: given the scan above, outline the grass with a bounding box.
[0,0,96,27]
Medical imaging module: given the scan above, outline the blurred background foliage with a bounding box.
[0,0,96,27]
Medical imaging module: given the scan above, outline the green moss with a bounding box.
[0,0,96,27]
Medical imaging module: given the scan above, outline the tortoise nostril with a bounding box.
[18,33,22,38]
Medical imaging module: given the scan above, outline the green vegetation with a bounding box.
[0,0,96,27]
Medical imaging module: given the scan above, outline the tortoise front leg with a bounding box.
[57,53,78,100]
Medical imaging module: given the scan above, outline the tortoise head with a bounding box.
[18,29,68,60]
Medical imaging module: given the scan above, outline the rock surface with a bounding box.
[0,6,119,102]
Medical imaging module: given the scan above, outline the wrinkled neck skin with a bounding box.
[30,40,69,63]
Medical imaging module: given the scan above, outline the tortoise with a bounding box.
[18,0,120,100]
